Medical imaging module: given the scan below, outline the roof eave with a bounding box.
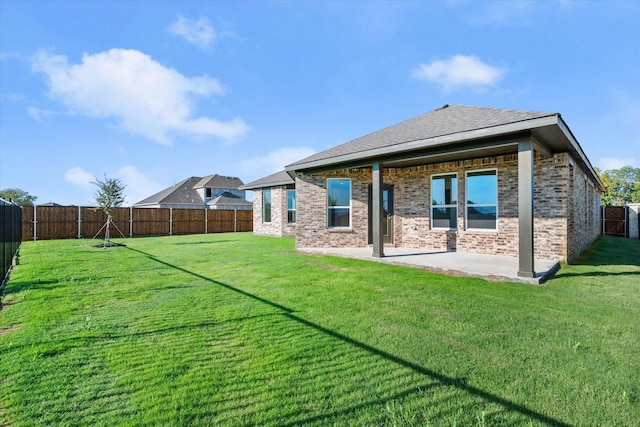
[239,179,294,190]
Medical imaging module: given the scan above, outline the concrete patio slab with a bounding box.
[298,247,560,284]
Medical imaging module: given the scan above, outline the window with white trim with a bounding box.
[287,188,296,223]
[327,178,351,228]
[262,188,272,223]
[466,170,498,230]
[431,173,458,229]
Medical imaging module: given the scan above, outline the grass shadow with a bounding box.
[125,245,572,426]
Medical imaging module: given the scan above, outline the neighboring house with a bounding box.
[134,174,252,210]
[240,170,296,237]
[285,104,604,279]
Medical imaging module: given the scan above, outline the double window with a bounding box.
[431,174,458,229]
[262,189,272,223]
[327,178,351,228]
[429,170,498,231]
[466,170,497,230]
[287,189,296,223]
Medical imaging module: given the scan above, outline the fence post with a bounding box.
[129,206,133,238]
[204,207,208,234]
[77,205,82,239]
[234,209,237,232]
[33,205,37,241]
[169,208,173,236]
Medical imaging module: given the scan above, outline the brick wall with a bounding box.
[566,158,602,261]
[251,186,296,237]
[295,152,601,262]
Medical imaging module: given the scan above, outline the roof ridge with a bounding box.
[442,103,556,116]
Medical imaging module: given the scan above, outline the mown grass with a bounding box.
[1,233,638,426]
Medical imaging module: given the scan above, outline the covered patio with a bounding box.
[287,105,604,277]
[299,246,560,284]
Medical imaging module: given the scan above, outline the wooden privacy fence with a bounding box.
[601,206,629,237]
[21,206,253,241]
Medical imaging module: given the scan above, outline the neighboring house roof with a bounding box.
[239,170,295,190]
[194,174,244,190]
[134,177,204,207]
[207,191,253,208]
[285,104,603,190]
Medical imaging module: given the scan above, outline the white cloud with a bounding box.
[168,15,216,50]
[477,1,535,26]
[27,106,57,121]
[32,48,249,145]
[113,166,164,206]
[237,147,317,179]
[597,157,640,170]
[64,167,96,188]
[411,54,507,93]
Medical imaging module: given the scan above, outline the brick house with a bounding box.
[285,105,604,279]
[240,170,297,237]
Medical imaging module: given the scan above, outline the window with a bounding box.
[466,170,497,230]
[287,189,296,223]
[431,173,457,229]
[205,188,212,198]
[327,178,351,228]
[262,189,272,223]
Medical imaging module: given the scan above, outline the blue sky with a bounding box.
[1,1,638,206]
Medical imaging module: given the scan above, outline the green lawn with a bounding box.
[1,234,638,426]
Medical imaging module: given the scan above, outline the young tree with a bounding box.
[0,188,37,206]
[92,176,126,246]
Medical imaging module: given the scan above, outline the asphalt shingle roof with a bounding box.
[288,105,555,168]
[134,177,204,206]
[239,170,294,190]
[194,174,244,189]
[207,191,252,207]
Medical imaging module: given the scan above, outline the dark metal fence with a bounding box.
[1,199,22,289]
